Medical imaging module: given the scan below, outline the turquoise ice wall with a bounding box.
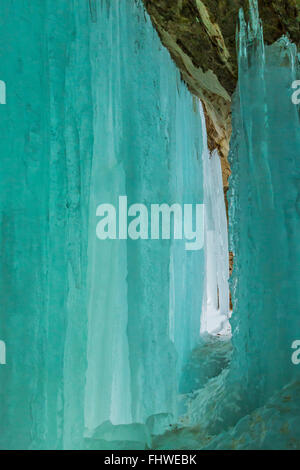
[0,0,94,450]
[0,0,204,449]
[229,3,300,409]
[84,0,204,446]
[201,8,300,446]
[153,2,300,451]
[199,2,300,449]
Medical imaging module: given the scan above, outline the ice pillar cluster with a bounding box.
[206,3,300,448]
[229,1,300,408]
[154,1,300,451]
[0,0,210,449]
[185,1,300,450]
[201,107,230,337]
[84,0,204,446]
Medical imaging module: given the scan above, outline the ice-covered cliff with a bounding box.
[1,0,298,452]
[0,0,224,450]
[155,0,300,450]
[84,0,205,447]
[229,0,300,409]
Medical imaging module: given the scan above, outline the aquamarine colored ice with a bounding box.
[204,3,300,448]
[1,0,297,452]
[0,0,206,449]
[227,0,300,437]
[156,0,300,450]
[84,0,204,447]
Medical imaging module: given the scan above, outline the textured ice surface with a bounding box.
[154,0,300,450]
[204,381,300,450]
[1,0,297,451]
[0,0,206,449]
[229,1,300,406]
[200,106,230,336]
[0,0,94,450]
[84,0,204,442]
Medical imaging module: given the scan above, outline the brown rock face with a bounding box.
[142,0,300,193]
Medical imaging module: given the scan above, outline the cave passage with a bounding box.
[0,0,299,451]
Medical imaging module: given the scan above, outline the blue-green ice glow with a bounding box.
[155,0,300,450]
[84,0,204,447]
[0,0,299,451]
[0,0,205,449]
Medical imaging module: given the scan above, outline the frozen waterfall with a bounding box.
[3,0,298,452]
[0,0,230,450]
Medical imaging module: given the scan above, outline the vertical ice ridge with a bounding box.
[229,1,300,406]
[200,103,230,336]
[89,0,97,23]
[84,0,204,443]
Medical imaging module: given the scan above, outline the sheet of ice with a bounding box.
[200,106,230,336]
[229,0,300,406]
[0,0,205,449]
[84,0,204,441]
[155,1,300,451]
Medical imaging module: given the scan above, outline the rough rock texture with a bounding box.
[142,0,300,194]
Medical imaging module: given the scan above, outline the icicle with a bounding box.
[199,103,230,336]
[89,0,97,23]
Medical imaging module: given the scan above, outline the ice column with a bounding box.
[84,0,204,443]
[200,106,230,336]
[229,0,300,406]
[0,0,206,450]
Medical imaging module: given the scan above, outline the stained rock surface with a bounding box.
[142,0,300,192]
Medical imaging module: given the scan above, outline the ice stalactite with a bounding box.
[0,0,206,450]
[208,0,300,448]
[84,0,204,448]
[200,106,230,336]
[0,0,95,450]
[229,0,300,408]
[4,0,299,452]
[187,2,300,444]
[156,0,300,450]
[89,0,97,23]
